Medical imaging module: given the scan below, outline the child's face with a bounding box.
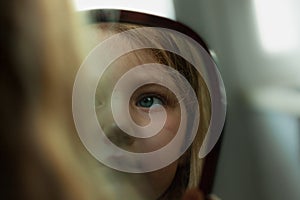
[95,51,187,199]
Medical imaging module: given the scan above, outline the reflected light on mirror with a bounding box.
[253,0,298,53]
[73,0,175,20]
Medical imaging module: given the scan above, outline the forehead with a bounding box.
[103,50,158,78]
[97,50,180,96]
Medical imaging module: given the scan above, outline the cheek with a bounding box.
[163,109,181,136]
[132,108,181,152]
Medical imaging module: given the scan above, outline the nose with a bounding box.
[103,122,135,148]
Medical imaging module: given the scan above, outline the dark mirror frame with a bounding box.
[82,9,225,196]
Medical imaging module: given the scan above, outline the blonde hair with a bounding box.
[95,23,212,199]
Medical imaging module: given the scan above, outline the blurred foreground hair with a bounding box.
[0,1,142,199]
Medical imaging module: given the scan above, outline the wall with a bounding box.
[173,0,300,199]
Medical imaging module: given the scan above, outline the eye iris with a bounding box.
[139,97,154,108]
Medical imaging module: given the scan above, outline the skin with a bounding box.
[95,51,184,199]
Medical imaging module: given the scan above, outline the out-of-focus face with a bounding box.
[95,51,185,199]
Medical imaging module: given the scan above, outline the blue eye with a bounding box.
[136,96,164,108]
